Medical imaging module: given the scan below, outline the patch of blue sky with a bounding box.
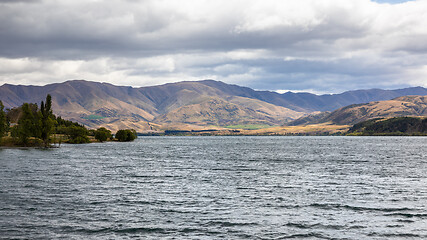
[372,0,414,3]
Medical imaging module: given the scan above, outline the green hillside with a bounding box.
[348,117,427,136]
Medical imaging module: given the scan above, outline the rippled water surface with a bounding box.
[1,136,426,239]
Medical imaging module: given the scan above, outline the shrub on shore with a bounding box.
[115,129,137,142]
[94,127,112,142]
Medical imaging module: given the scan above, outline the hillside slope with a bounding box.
[155,97,303,126]
[290,95,427,125]
[348,117,427,135]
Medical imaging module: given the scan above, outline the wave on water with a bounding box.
[308,203,422,213]
[285,222,345,230]
[203,221,258,227]
[384,212,427,218]
[68,226,208,235]
[271,232,333,239]
[367,232,424,238]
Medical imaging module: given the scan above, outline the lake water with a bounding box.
[1,136,426,239]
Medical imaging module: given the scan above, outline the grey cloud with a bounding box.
[0,0,426,93]
[0,0,377,59]
[185,57,407,93]
[0,0,40,3]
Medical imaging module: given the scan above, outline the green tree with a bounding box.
[115,130,127,142]
[94,127,112,142]
[13,103,37,146]
[0,101,9,140]
[40,94,55,147]
[115,129,137,142]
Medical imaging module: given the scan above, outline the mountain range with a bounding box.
[1,80,426,132]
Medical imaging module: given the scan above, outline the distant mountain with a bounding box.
[275,86,427,112]
[0,79,426,131]
[182,80,427,112]
[289,95,427,125]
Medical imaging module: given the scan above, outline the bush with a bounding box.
[94,127,112,142]
[69,136,90,144]
[115,129,137,142]
[63,125,90,144]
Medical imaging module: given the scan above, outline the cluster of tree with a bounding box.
[348,117,427,136]
[0,95,137,147]
[0,95,56,147]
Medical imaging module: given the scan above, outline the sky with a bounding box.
[0,0,426,94]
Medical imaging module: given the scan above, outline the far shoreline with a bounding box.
[3,135,427,149]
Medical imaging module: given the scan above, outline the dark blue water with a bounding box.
[1,136,426,239]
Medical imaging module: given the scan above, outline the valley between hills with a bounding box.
[1,80,426,135]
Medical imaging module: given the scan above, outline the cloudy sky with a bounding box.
[0,0,426,94]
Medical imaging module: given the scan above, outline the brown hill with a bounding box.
[290,95,427,125]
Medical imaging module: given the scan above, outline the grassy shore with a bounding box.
[152,123,350,136]
[0,134,112,148]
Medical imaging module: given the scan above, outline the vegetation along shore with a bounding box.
[0,95,137,148]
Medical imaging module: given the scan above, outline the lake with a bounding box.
[1,136,426,239]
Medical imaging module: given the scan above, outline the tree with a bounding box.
[12,103,37,146]
[0,101,8,140]
[115,129,137,142]
[115,130,127,142]
[94,127,112,142]
[40,94,55,147]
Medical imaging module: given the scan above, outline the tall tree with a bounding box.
[40,94,55,147]
[13,103,36,146]
[0,101,8,140]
